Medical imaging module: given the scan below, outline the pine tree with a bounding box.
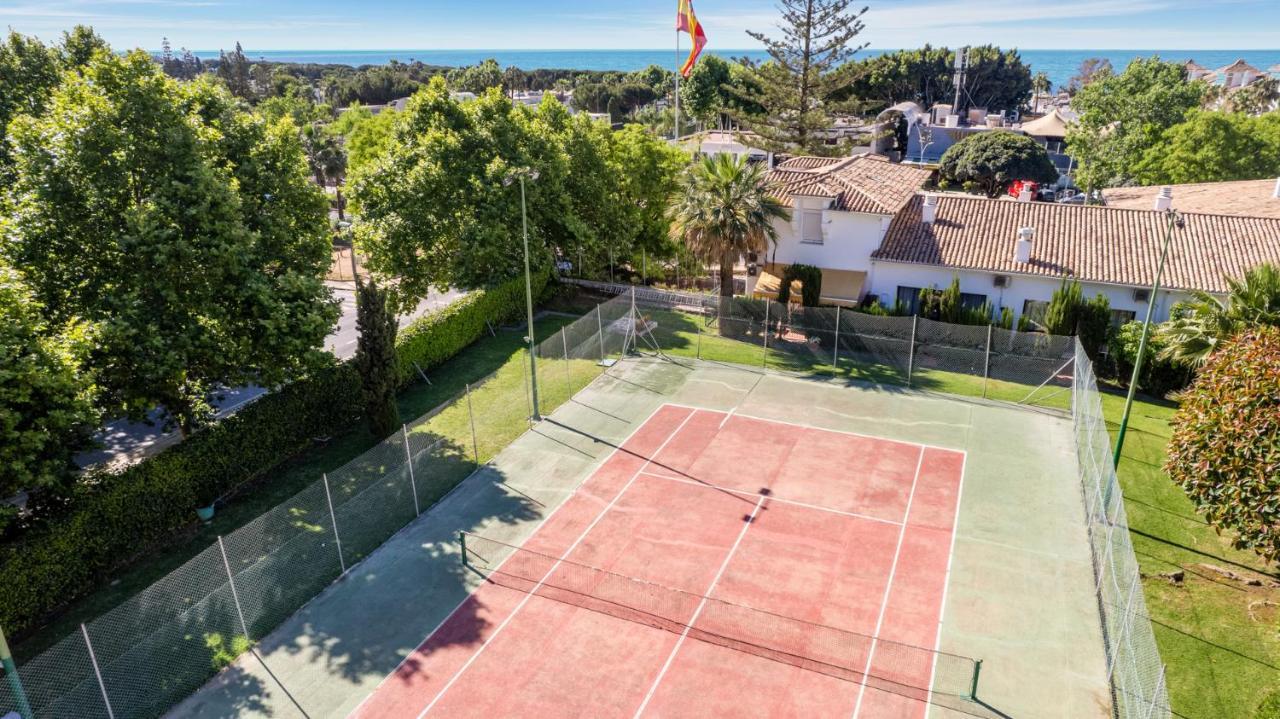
[354,279,401,437]
[728,0,869,156]
[218,42,253,99]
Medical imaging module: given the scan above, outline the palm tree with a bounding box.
[666,154,790,323]
[1158,262,1280,365]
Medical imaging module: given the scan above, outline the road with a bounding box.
[74,283,464,469]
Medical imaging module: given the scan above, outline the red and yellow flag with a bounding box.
[676,0,707,78]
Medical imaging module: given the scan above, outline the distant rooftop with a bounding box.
[1102,179,1280,220]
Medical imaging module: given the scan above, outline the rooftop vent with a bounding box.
[1014,227,1034,264]
[1154,186,1173,212]
[922,194,940,224]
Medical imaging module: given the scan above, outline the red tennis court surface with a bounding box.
[351,404,966,718]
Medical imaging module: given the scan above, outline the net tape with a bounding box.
[460,533,980,705]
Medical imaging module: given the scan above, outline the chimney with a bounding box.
[1154,186,1173,212]
[922,194,939,224]
[1273,177,1280,199]
[1017,187,1033,202]
[1014,227,1034,264]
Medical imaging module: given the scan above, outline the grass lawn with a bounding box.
[1100,390,1280,719]
[13,314,588,662]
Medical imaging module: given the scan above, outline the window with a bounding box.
[960,292,987,310]
[1022,299,1050,328]
[896,286,923,315]
[800,210,824,244]
[1110,309,1137,328]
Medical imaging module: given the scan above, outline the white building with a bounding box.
[755,156,1280,327]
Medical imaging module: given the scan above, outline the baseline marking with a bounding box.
[850,446,926,719]
[414,409,701,719]
[631,493,769,718]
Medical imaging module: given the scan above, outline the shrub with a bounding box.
[776,264,823,307]
[1109,320,1193,397]
[1166,327,1280,563]
[0,273,546,636]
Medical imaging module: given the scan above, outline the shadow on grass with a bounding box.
[1150,616,1280,672]
[1129,528,1279,579]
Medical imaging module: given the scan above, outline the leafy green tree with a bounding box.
[449,58,504,94]
[1158,263,1280,366]
[354,280,401,436]
[682,55,734,127]
[1066,57,1204,191]
[1044,279,1085,335]
[841,45,1030,114]
[938,131,1058,197]
[628,64,673,95]
[1136,110,1280,184]
[666,153,790,304]
[1109,320,1191,395]
[729,0,869,155]
[1031,71,1052,97]
[1,51,338,433]
[1067,57,1112,94]
[957,45,1033,113]
[572,82,613,114]
[0,267,97,499]
[58,25,111,68]
[1165,326,1280,562]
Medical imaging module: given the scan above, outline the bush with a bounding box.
[1166,327,1280,563]
[776,264,822,307]
[1109,320,1193,397]
[0,273,546,636]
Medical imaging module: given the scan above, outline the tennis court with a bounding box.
[352,401,970,718]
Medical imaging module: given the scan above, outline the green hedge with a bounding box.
[394,272,548,386]
[0,274,548,637]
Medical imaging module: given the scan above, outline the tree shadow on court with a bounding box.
[238,433,546,711]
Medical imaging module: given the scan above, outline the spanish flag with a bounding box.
[676,0,707,78]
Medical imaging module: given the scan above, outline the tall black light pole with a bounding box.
[1114,205,1184,468]
[504,167,541,420]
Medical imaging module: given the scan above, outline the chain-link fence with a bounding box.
[562,279,1076,406]
[1072,339,1171,719]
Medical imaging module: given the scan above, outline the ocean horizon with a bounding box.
[187,48,1280,91]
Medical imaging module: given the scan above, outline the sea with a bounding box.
[194,49,1280,91]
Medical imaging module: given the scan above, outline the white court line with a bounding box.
[631,493,768,718]
[924,451,969,716]
[635,471,903,528]
[413,408,701,719]
[346,401,674,718]
[850,446,926,719]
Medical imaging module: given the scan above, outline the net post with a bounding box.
[561,326,572,396]
[0,624,34,719]
[907,315,918,387]
[80,624,116,719]
[458,531,468,568]
[217,536,253,641]
[832,305,841,375]
[402,424,421,515]
[982,323,993,399]
[466,383,480,464]
[968,658,983,701]
[322,473,346,573]
[520,345,533,422]
[762,300,770,367]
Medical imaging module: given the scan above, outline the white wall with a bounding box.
[867,260,1194,323]
[769,199,890,271]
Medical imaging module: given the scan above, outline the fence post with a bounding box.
[458,531,468,568]
[907,315,918,387]
[217,536,253,640]
[832,305,841,375]
[322,473,346,574]
[982,323,994,399]
[762,300,770,368]
[0,625,33,719]
[561,326,572,396]
[596,306,606,360]
[80,624,115,719]
[968,658,983,701]
[696,319,703,360]
[402,425,421,516]
[466,383,480,464]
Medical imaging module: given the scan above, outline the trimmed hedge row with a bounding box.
[0,273,548,638]
[394,272,548,386]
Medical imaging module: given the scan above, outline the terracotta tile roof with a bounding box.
[1102,180,1280,220]
[876,194,1280,294]
[768,155,933,215]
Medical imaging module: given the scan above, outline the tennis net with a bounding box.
[459,532,982,706]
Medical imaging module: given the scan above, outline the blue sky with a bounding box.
[3,0,1278,52]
